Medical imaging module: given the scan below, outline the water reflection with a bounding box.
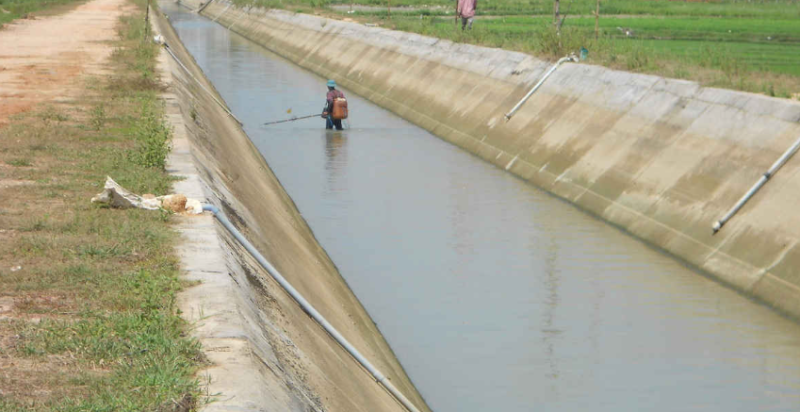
[324,132,346,171]
[541,232,561,397]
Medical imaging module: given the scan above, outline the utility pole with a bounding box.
[388,0,391,19]
[144,0,151,42]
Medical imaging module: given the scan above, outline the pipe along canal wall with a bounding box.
[184,0,800,317]
[152,10,430,412]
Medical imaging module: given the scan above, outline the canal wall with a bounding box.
[189,0,800,317]
[152,9,430,412]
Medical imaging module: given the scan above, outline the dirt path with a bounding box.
[0,0,132,126]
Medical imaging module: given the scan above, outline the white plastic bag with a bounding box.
[91,176,202,214]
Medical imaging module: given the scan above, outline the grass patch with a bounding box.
[0,0,202,410]
[0,0,86,26]
[5,158,32,167]
[380,13,799,96]
[272,0,800,18]
[130,99,172,170]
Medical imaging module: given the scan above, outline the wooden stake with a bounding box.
[595,0,600,40]
[143,0,151,42]
[554,0,559,25]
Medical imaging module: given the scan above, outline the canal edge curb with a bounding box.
[155,20,277,410]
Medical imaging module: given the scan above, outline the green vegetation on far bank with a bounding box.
[384,14,800,96]
[232,0,800,98]
[0,1,202,411]
[245,0,800,18]
[331,0,800,18]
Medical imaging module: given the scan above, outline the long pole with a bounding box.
[712,136,800,233]
[263,114,319,126]
[504,54,577,120]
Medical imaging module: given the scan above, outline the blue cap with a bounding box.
[327,79,336,88]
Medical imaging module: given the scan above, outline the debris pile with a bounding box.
[91,176,202,214]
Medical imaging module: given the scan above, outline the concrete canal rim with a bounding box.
[184,0,800,318]
[152,7,432,412]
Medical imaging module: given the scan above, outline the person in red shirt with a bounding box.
[457,0,477,30]
[322,79,345,130]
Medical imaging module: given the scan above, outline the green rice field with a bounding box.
[235,0,800,97]
[329,0,800,18]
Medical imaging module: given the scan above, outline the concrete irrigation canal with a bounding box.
[158,2,800,411]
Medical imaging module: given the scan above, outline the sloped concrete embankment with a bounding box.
[152,9,430,412]
[191,0,800,316]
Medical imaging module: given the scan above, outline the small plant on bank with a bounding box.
[6,158,33,167]
[40,105,70,126]
[625,42,650,71]
[90,103,107,130]
[130,99,172,170]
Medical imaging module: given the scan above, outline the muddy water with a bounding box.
[163,5,800,411]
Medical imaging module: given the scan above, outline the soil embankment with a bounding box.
[152,8,430,412]
[0,0,130,126]
[191,0,800,316]
[1,1,201,408]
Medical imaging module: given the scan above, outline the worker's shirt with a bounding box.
[457,0,476,18]
[326,89,344,112]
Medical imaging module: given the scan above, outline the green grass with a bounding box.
[378,14,800,79]
[643,39,800,77]
[241,0,800,18]
[6,158,32,167]
[473,16,800,44]
[0,0,86,25]
[230,0,800,96]
[0,1,202,410]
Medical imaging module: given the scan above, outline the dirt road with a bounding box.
[0,0,132,126]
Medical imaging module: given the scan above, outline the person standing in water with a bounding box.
[322,79,346,131]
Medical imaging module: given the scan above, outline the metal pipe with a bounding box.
[202,204,424,412]
[196,0,215,13]
[160,42,244,125]
[712,135,800,234]
[504,54,577,121]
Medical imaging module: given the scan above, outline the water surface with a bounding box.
[163,5,800,411]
